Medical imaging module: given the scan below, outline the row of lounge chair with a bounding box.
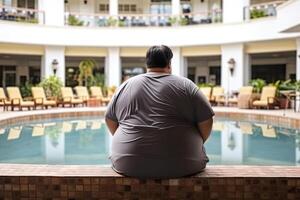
[0,86,114,111]
[200,86,277,109]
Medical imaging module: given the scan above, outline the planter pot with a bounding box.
[278,97,289,109]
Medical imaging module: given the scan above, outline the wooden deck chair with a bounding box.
[6,87,35,111]
[90,86,110,105]
[91,121,102,130]
[199,87,212,101]
[7,126,22,140]
[255,124,277,138]
[75,121,87,131]
[252,86,277,109]
[32,124,45,137]
[61,87,84,107]
[238,122,253,135]
[228,86,253,107]
[0,87,11,111]
[62,122,73,133]
[211,87,225,105]
[75,86,90,106]
[31,87,57,109]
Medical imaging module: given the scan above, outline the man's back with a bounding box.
[106,73,214,178]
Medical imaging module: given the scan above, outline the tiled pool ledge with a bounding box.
[0,107,299,199]
[0,164,299,199]
[0,106,299,128]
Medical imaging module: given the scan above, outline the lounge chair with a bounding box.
[252,86,277,109]
[90,86,110,105]
[0,87,11,111]
[74,86,90,106]
[60,87,84,107]
[228,86,253,108]
[6,87,35,111]
[210,87,225,105]
[31,87,57,109]
[199,87,212,101]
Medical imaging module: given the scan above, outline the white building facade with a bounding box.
[0,0,299,92]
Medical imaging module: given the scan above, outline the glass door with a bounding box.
[2,66,16,87]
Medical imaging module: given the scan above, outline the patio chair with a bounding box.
[6,87,35,111]
[229,86,253,108]
[211,87,225,105]
[199,87,212,101]
[252,86,277,109]
[60,87,84,107]
[31,87,57,109]
[0,87,11,111]
[74,86,90,106]
[90,86,110,105]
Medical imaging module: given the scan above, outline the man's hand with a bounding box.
[105,118,119,135]
[197,118,213,143]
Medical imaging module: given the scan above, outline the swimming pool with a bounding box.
[0,117,299,166]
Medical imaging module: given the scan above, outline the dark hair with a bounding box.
[146,45,173,68]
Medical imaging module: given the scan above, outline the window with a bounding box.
[17,0,35,9]
[99,4,109,13]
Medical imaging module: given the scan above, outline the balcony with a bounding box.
[244,0,286,21]
[64,11,222,28]
[0,5,44,24]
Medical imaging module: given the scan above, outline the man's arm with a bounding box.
[197,117,213,143]
[105,118,119,135]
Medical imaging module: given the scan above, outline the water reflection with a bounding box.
[0,118,299,166]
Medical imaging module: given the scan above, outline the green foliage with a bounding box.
[250,79,266,93]
[20,81,34,98]
[68,15,84,26]
[250,9,268,19]
[39,75,63,99]
[91,73,105,87]
[78,59,96,87]
[168,17,177,25]
[16,17,38,24]
[278,80,300,91]
[178,17,188,26]
[118,20,126,27]
[107,17,118,26]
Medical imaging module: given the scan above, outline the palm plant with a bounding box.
[250,79,266,93]
[78,59,96,86]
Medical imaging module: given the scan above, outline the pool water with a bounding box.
[0,117,299,166]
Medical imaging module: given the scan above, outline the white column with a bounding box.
[222,0,250,23]
[221,43,248,94]
[105,48,121,87]
[171,47,187,77]
[221,123,243,164]
[172,0,181,15]
[297,38,300,81]
[109,0,118,16]
[42,46,65,85]
[38,0,64,26]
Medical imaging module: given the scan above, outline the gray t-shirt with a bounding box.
[105,73,214,178]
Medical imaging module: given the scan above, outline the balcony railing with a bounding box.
[64,10,222,28]
[0,6,44,24]
[244,1,285,20]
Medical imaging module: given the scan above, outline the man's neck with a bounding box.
[147,67,171,74]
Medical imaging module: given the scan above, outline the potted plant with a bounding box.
[67,15,84,26]
[249,78,266,93]
[39,75,63,100]
[250,8,268,19]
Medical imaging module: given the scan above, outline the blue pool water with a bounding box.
[0,117,299,166]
